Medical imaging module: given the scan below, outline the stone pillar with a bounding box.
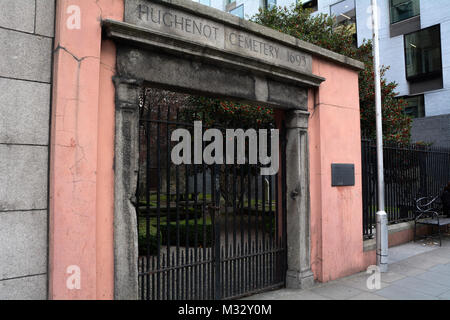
[285,110,314,289]
[113,78,142,300]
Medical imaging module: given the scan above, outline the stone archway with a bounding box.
[105,0,323,300]
[48,0,364,300]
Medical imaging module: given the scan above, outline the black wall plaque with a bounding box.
[332,164,355,187]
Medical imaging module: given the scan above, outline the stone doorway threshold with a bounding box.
[244,236,450,300]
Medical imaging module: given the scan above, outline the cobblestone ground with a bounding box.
[245,236,450,300]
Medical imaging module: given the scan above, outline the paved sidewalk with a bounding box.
[245,237,450,300]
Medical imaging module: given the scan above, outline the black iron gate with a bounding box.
[136,88,287,300]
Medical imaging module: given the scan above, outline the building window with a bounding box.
[230,4,244,18]
[227,0,236,4]
[302,0,318,12]
[390,0,420,24]
[404,25,442,81]
[264,0,277,10]
[330,0,357,45]
[402,95,425,118]
[199,0,211,6]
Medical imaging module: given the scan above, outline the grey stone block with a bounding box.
[0,274,47,300]
[0,210,47,280]
[0,145,48,211]
[0,78,50,145]
[0,28,53,83]
[35,0,55,37]
[0,0,36,33]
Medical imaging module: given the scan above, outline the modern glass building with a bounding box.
[194,0,450,142]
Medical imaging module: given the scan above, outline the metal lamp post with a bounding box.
[371,0,389,273]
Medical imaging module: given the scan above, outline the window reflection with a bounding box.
[402,95,425,118]
[390,0,420,24]
[330,0,357,46]
[405,25,442,80]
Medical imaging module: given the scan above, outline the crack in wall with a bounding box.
[54,45,100,198]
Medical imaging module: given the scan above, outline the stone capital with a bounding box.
[285,110,310,130]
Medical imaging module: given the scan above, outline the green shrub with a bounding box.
[138,221,160,256]
[138,218,213,256]
[161,219,213,248]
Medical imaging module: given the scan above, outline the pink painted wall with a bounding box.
[49,0,123,300]
[307,58,429,282]
[309,58,366,283]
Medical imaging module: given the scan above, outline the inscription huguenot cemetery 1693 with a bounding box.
[126,0,312,74]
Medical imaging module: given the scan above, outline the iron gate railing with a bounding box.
[362,139,450,239]
[136,88,287,300]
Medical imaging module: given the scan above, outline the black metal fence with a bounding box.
[136,88,287,300]
[362,139,450,239]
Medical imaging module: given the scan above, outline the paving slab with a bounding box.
[438,290,450,300]
[421,250,450,261]
[349,292,387,300]
[414,271,450,288]
[244,238,450,300]
[336,276,390,292]
[310,283,363,300]
[277,290,330,300]
[388,262,427,277]
[397,254,445,270]
[378,271,407,284]
[418,251,450,265]
[429,264,450,276]
[388,242,438,263]
[376,285,438,300]
[391,276,449,296]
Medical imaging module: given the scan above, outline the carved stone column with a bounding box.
[113,77,142,300]
[285,110,314,289]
